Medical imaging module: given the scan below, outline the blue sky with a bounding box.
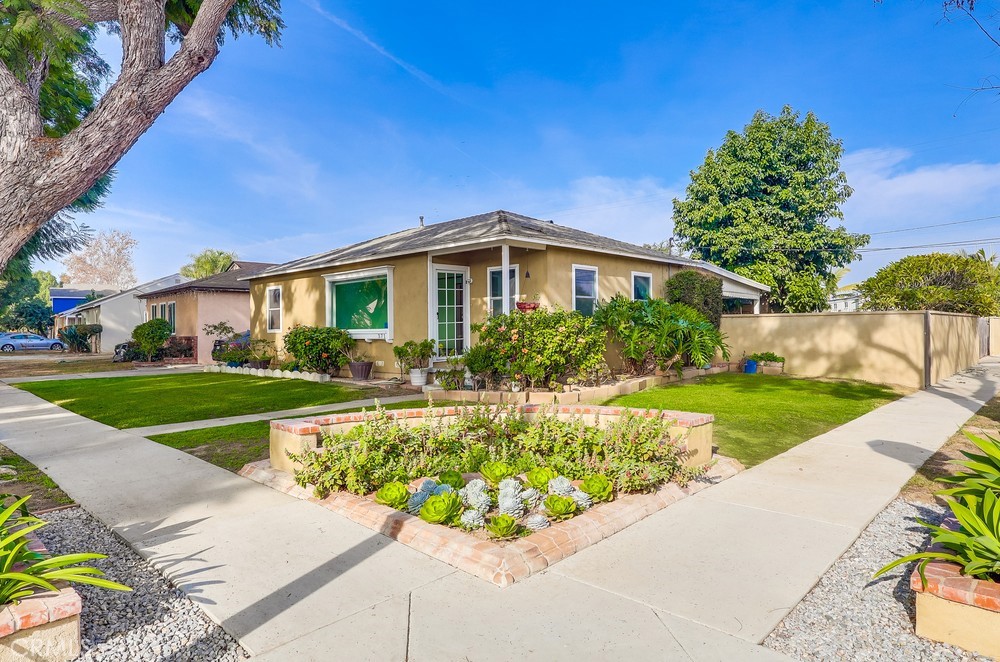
[58,0,1000,284]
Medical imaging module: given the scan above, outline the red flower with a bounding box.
[321,353,329,358]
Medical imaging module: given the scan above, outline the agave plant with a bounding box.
[520,487,542,509]
[438,470,466,490]
[570,489,593,511]
[0,496,131,606]
[579,475,614,503]
[485,514,522,539]
[498,496,526,519]
[548,476,574,496]
[875,489,1000,586]
[543,494,578,521]
[432,484,455,496]
[526,467,558,492]
[407,490,431,515]
[374,482,411,509]
[498,477,522,494]
[524,513,550,531]
[418,479,438,494]
[937,432,1000,499]
[419,492,464,526]
[459,509,485,530]
[479,461,516,488]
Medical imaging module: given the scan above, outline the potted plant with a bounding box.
[341,342,374,380]
[393,339,435,386]
[246,338,276,369]
[748,351,785,375]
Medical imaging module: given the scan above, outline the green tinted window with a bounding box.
[333,277,388,330]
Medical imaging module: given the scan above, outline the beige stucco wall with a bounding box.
[991,317,1000,356]
[250,254,430,378]
[928,312,981,385]
[540,246,679,310]
[721,311,982,389]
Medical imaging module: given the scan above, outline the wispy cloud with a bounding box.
[301,0,459,101]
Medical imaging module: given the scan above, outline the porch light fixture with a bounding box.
[525,270,531,279]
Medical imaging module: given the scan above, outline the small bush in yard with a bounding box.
[283,325,353,373]
[472,308,606,390]
[130,319,172,361]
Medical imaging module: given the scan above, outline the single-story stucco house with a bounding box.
[53,273,189,352]
[244,210,770,379]
[139,261,274,363]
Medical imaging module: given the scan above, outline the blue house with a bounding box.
[50,287,116,315]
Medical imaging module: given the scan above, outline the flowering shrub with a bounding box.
[283,325,353,373]
[471,308,606,390]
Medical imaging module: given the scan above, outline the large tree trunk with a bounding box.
[0,0,238,271]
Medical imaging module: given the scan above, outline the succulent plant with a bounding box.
[526,467,558,491]
[548,476,574,496]
[433,483,455,496]
[543,494,578,521]
[469,490,492,513]
[419,491,464,525]
[579,474,614,503]
[374,481,410,510]
[519,487,542,509]
[498,495,525,519]
[407,490,431,515]
[524,513,550,531]
[570,488,593,510]
[463,478,487,494]
[479,461,516,487]
[418,479,438,494]
[438,470,466,490]
[459,509,485,530]
[485,514,522,539]
[498,477,522,493]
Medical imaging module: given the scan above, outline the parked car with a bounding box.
[0,333,66,352]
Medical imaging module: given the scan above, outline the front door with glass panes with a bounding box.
[433,266,469,358]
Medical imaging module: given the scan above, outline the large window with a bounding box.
[572,265,598,316]
[487,265,518,317]
[166,302,176,334]
[325,267,394,341]
[266,286,282,332]
[632,272,652,301]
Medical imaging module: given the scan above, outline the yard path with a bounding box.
[1,359,998,660]
[124,393,426,436]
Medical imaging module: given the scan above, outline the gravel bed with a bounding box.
[36,507,248,661]
[764,498,992,661]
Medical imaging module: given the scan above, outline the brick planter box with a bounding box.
[269,403,716,474]
[240,455,742,588]
[910,537,1000,658]
[0,539,81,662]
[427,366,732,406]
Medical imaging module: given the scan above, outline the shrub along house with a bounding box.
[139,261,274,364]
[245,210,769,379]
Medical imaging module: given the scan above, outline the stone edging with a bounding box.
[910,518,1000,613]
[239,456,742,588]
[0,537,81,639]
[271,403,714,437]
[204,365,331,382]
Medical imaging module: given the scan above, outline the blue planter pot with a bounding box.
[744,359,758,374]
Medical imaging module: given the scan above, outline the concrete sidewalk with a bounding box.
[124,394,427,436]
[1,360,997,660]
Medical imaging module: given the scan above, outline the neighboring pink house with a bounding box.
[138,261,274,364]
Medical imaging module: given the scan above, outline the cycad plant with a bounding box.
[875,432,1000,587]
[0,495,131,605]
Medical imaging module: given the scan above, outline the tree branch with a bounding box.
[120,0,166,73]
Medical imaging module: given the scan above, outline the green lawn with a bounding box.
[16,373,378,429]
[149,399,444,472]
[608,373,902,467]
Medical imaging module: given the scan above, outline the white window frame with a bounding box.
[572,264,599,315]
[631,271,653,301]
[265,286,283,333]
[487,264,519,317]
[166,301,176,335]
[323,266,394,342]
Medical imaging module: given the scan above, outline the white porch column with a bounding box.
[501,243,511,315]
[753,296,761,314]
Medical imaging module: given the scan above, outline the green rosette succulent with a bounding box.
[579,474,614,503]
[543,494,578,521]
[374,481,411,510]
[526,467,558,491]
[485,514,522,539]
[419,491,464,526]
[438,470,466,490]
[479,461,516,487]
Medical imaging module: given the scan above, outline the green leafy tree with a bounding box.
[4,299,53,334]
[672,106,869,312]
[180,249,239,279]
[0,0,284,271]
[858,253,1000,316]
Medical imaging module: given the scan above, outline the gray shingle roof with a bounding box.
[50,288,117,299]
[247,210,769,292]
[140,261,275,298]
